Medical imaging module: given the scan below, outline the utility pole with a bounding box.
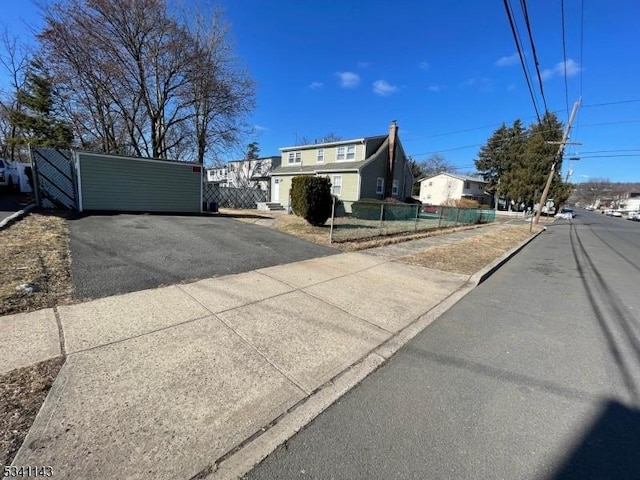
[534,98,581,225]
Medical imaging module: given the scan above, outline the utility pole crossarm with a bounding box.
[534,99,581,225]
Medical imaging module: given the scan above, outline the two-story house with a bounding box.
[418,172,490,206]
[206,155,281,192]
[270,121,414,213]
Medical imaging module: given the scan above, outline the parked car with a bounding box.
[0,159,20,189]
[627,211,640,221]
[611,211,623,217]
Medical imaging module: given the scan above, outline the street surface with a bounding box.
[248,210,640,480]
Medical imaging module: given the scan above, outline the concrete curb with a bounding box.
[0,203,37,230]
[205,227,547,479]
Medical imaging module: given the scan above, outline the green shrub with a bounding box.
[290,176,332,225]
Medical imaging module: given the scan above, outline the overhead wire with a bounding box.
[560,0,570,120]
[519,0,551,118]
[502,0,542,124]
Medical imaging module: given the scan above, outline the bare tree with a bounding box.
[417,153,457,178]
[0,28,32,161]
[38,0,254,162]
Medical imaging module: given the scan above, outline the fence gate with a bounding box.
[203,183,267,209]
[31,148,78,210]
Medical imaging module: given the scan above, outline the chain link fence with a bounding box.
[203,183,267,209]
[330,201,495,242]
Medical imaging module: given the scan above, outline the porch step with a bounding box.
[265,202,285,211]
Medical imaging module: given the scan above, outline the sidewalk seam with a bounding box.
[211,312,310,396]
[53,306,66,356]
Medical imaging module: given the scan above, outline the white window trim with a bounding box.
[317,148,324,163]
[288,151,301,165]
[376,177,384,195]
[392,179,399,195]
[336,144,356,162]
[332,175,342,197]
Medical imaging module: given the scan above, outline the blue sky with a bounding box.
[2,1,639,182]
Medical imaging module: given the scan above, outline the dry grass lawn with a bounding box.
[400,225,543,275]
[0,357,65,470]
[0,212,73,315]
[273,213,494,251]
[272,214,332,246]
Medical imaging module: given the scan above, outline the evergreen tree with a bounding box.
[9,59,73,149]
[475,112,571,208]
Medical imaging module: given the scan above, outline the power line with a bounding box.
[579,0,584,99]
[503,0,542,124]
[560,0,570,120]
[520,0,551,118]
[582,99,640,108]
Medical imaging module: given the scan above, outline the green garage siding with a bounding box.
[78,153,201,213]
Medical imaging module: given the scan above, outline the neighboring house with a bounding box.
[418,172,490,205]
[622,192,640,211]
[270,121,414,212]
[206,155,281,192]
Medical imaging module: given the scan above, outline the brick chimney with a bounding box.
[385,120,398,198]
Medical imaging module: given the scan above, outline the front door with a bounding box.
[273,178,280,203]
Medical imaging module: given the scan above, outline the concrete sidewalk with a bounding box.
[5,224,522,479]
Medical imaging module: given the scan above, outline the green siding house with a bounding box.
[270,121,414,213]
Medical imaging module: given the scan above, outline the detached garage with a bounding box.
[75,152,202,213]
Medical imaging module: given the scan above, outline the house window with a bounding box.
[376,177,384,195]
[332,175,342,196]
[428,181,432,186]
[392,180,399,195]
[465,181,470,189]
[336,145,355,161]
[288,152,301,164]
[317,149,324,163]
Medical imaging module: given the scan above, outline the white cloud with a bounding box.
[419,61,430,71]
[542,59,582,80]
[357,61,370,68]
[252,124,268,134]
[336,71,360,88]
[460,78,476,88]
[372,80,398,96]
[495,53,519,67]
[309,81,324,90]
[428,84,445,92]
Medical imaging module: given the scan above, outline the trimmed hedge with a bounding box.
[291,176,332,225]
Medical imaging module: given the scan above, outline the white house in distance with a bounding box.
[206,155,281,192]
[419,172,490,205]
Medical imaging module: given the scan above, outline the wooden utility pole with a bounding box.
[534,99,581,225]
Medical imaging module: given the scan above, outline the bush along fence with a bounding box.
[329,199,495,243]
[203,183,267,210]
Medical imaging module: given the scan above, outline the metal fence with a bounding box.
[30,148,78,210]
[330,201,495,242]
[203,183,267,209]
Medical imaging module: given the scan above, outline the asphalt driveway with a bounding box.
[0,191,23,223]
[69,214,337,300]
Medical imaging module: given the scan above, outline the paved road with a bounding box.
[247,210,640,480]
[69,214,337,299]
